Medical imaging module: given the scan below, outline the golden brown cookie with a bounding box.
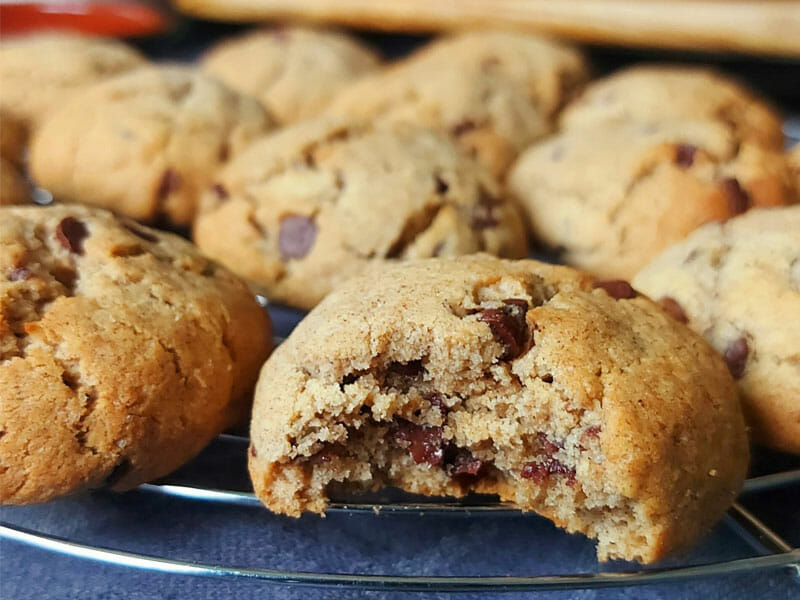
[201,26,380,124]
[559,65,784,149]
[29,65,274,225]
[326,31,588,178]
[249,255,748,563]
[0,33,146,136]
[633,206,800,454]
[508,119,796,280]
[194,117,528,310]
[1,205,273,504]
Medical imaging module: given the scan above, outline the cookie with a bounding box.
[193,118,528,310]
[248,255,748,563]
[559,65,784,149]
[0,33,146,136]
[0,158,30,206]
[326,31,588,178]
[201,26,380,124]
[633,207,800,454]
[0,205,273,504]
[29,65,274,226]
[508,119,796,280]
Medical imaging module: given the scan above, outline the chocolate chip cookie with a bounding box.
[29,65,274,225]
[0,33,146,138]
[193,118,528,310]
[559,65,784,148]
[326,31,588,178]
[249,255,748,563]
[1,205,273,504]
[201,26,380,124]
[508,119,796,280]
[633,206,800,454]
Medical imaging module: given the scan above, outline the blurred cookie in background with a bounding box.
[0,33,147,141]
[326,31,588,179]
[201,26,381,124]
[194,117,528,309]
[508,119,796,280]
[559,65,785,149]
[29,65,275,226]
[633,206,800,454]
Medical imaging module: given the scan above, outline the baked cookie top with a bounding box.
[559,65,784,149]
[0,33,146,132]
[508,119,796,280]
[201,26,380,124]
[29,65,274,225]
[1,205,272,504]
[249,255,748,563]
[193,117,528,310]
[326,31,588,178]
[633,206,800,453]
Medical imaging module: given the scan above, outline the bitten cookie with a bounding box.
[248,255,748,563]
[508,119,796,280]
[194,118,528,310]
[1,205,273,504]
[633,207,800,454]
[29,65,274,225]
[201,26,380,124]
[559,65,784,149]
[0,33,146,137]
[326,31,587,178]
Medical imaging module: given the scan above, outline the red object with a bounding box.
[0,2,169,37]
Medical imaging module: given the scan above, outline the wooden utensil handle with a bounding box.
[173,0,800,57]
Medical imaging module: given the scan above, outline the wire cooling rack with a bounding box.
[2,314,800,594]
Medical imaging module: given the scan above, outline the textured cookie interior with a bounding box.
[253,280,657,562]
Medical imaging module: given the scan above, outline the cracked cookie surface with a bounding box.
[508,119,796,280]
[201,26,380,124]
[193,117,528,310]
[0,33,146,137]
[633,206,800,454]
[325,31,588,178]
[29,65,275,226]
[1,205,273,504]
[559,65,784,149]
[248,255,748,563]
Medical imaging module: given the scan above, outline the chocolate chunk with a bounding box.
[521,458,575,485]
[659,296,689,324]
[212,183,229,200]
[584,425,601,438]
[477,299,529,360]
[8,267,32,281]
[451,119,476,137]
[720,178,750,216]
[123,223,158,243]
[55,217,89,254]
[724,337,749,379]
[426,392,448,414]
[472,190,502,229]
[393,420,444,466]
[434,175,449,195]
[449,450,483,476]
[541,374,554,383]
[278,214,317,259]
[388,360,424,378]
[157,168,182,200]
[674,144,697,169]
[249,445,257,458]
[593,280,637,300]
